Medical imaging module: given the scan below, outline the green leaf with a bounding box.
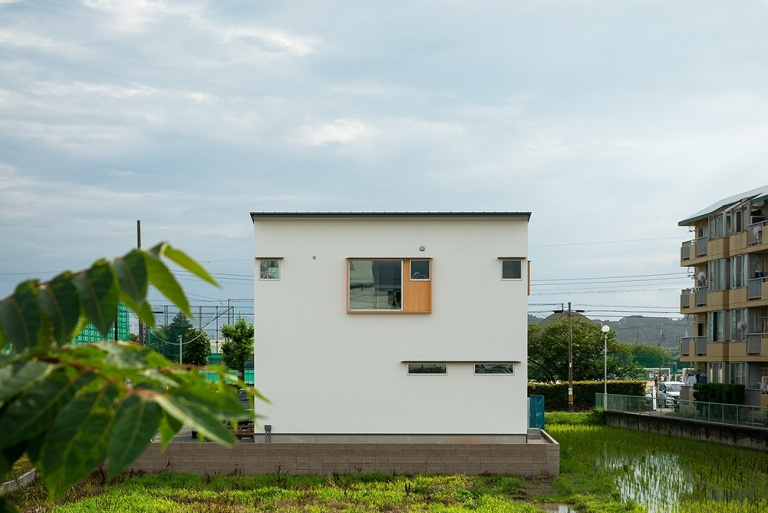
[0,440,27,482]
[40,386,119,496]
[172,383,248,419]
[107,395,160,479]
[0,368,93,450]
[72,261,118,339]
[38,273,80,347]
[113,250,148,305]
[118,293,156,328]
[163,244,219,286]
[0,496,20,513]
[153,394,236,446]
[0,360,54,405]
[143,252,191,317]
[0,280,41,352]
[157,411,182,451]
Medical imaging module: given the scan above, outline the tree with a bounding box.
[0,243,263,513]
[528,319,642,382]
[629,343,677,373]
[183,327,211,367]
[150,313,209,365]
[221,318,254,382]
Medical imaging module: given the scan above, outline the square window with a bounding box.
[259,260,280,280]
[502,260,522,280]
[349,260,402,310]
[410,260,430,280]
[407,363,446,375]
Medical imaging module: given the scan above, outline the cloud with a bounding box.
[298,118,376,147]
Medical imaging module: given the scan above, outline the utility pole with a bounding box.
[179,334,183,365]
[567,302,574,412]
[553,301,584,412]
[137,220,145,345]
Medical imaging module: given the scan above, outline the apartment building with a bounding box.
[679,185,768,405]
[250,212,531,441]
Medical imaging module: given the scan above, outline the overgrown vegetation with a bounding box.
[7,411,767,512]
[0,244,264,513]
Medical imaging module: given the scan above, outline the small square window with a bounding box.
[501,260,522,280]
[259,260,280,280]
[410,260,430,280]
[407,363,446,375]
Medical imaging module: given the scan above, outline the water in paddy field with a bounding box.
[598,450,693,513]
[541,505,579,513]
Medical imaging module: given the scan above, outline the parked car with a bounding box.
[191,388,253,440]
[657,381,684,407]
[645,388,654,405]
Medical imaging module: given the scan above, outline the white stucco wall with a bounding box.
[252,214,529,435]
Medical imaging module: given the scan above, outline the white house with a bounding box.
[250,212,531,442]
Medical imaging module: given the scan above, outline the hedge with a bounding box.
[528,380,646,411]
[693,383,746,405]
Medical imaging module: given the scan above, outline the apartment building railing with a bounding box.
[681,289,690,309]
[695,287,707,306]
[748,220,766,246]
[695,236,708,257]
[748,277,766,300]
[680,287,709,309]
[597,394,768,430]
[681,237,710,261]
[748,332,766,355]
[681,242,691,261]
[680,336,707,357]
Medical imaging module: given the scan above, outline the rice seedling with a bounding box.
[548,420,768,513]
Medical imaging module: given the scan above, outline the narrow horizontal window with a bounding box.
[259,260,281,280]
[408,363,447,375]
[501,260,522,280]
[474,363,514,375]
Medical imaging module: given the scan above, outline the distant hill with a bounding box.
[528,314,693,353]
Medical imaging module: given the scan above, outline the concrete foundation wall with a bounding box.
[130,434,559,477]
[605,412,768,452]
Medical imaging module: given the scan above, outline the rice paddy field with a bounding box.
[6,412,768,513]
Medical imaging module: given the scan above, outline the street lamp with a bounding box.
[602,324,610,407]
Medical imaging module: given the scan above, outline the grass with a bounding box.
[9,472,553,512]
[7,412,768,513]
[3,455,35,483]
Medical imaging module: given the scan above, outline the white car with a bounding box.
[657,381,684,407]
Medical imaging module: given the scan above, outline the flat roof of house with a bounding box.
[678,184,768,226]
[250,211,531,222]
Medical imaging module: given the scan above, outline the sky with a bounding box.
[2,0,768,324]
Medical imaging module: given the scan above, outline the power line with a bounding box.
[530,235,686,248]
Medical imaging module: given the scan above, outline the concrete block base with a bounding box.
[130,431,559,477]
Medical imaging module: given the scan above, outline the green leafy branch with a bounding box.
[0,243,265,512]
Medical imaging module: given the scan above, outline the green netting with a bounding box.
[72,303,130,343]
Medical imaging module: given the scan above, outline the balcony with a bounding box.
[748,221,766,246]
[680,237,709,263]
[681,289,691,309]
[681,335,768,360]
[747,333,767,355]
[696,287,708,307]
[748,277,768,300]
[680,336,707,358]
[680,287,709,311]
[696,236,708,257]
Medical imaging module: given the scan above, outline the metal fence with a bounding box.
[596,393,768,430]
